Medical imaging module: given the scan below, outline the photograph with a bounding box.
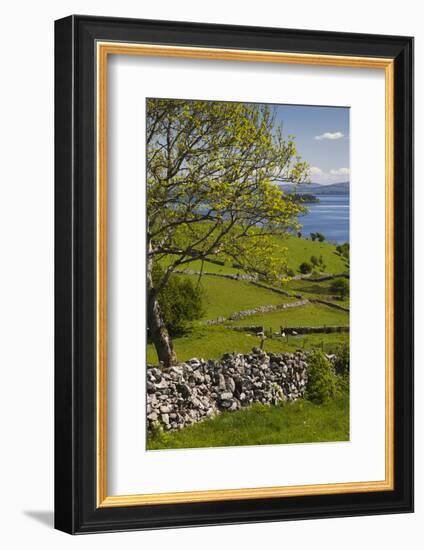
[51,12,413,535]
[146,98,351,450]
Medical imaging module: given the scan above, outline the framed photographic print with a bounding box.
[54,15,414,534]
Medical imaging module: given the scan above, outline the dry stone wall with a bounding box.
[204,299,308,326]
[147,349,309,432]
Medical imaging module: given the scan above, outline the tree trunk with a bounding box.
[146,249,176,368]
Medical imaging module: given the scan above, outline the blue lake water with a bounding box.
[296,195,349,244]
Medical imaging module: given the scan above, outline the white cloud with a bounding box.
[309,166,324,175]
[315,131,344,141]
[330,167,350,176]
[308,166,349,184]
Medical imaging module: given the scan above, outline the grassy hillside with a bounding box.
[181,274,294,321]
[147,322,349,364]
[276,235,348,273]
[162,234,348,276]
[286,278,350,307]
[226,302,348,330]
[147,233,350,451]
[160,255,240,275]
[148,235,349,366]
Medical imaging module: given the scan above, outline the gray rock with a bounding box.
[177,383,191,398]
[218,373,226,391]
[220,391,233,400]
[226,377,236,393]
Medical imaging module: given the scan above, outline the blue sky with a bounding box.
[272,104,350,184]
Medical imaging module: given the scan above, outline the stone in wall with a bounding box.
[146,348,308,433]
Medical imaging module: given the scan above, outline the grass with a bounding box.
[274,235,348,274]
[148,233,350,451]
[226,303,348,330]
[160,255,241,275]
[286,278,336,295]
[182,274,293,321]
[148,235,349,366]
[147,393,349,450]
[147,322,349,364]
[285,278,350,307]
[162,235,348,277]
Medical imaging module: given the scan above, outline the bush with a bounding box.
[306,350,336,404]
[310,255,326,272]
[334,344,350,376]
[299,261,312,274]
[330,277,349,299]
[152,263,205,334]
[336,242,350,261]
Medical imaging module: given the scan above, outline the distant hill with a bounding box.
[279,181,349,196]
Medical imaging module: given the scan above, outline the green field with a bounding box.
[147,324,349,364]
[183,274,294,321]
[274,235,348,274]
[162,234,348,276]
[147,234,350,448]
[148,236,349,366]
[285,277,350,308]
[147,302,349,364]
[160,255,241,275]
[148,394,349,450]
[226,302,348,330]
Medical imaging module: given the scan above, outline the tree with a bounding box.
[147,99,309,366]
[310,255,326,273]
[336,242,350,265]
[152,264,204,335]
[299,261,312,274]
[334,343,350,376]
[310,255,319,267]
[306,350,336,404]
[330,277,349,299]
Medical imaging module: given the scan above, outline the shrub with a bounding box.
[152,263,205,334]
[310,231,325,242]
[334,344,350,376]
[310,255,326,272]
[336,242,350,262]
[330,277,349,299]
[299,261,312,274]
[306,350,336,404]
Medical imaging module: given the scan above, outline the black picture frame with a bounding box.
[55,14,414,534]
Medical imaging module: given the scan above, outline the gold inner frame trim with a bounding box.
[96,41,395,508]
